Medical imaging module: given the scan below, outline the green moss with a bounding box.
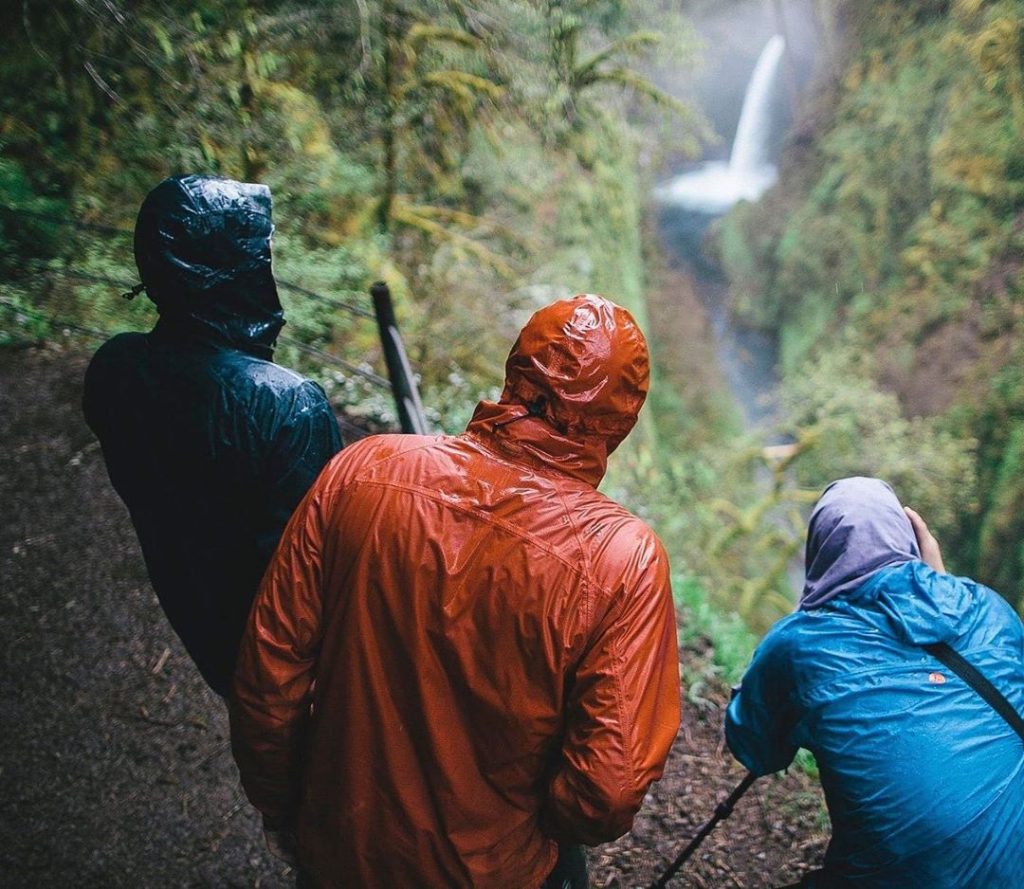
[675,574,757,686]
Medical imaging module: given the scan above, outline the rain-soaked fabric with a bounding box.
[83,175,342,696]
[231,295,681,889]
[133,174,284,358]
[801,478,921,610]
[727,561,1024,887]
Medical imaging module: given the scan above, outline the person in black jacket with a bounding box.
[83,174,343,696]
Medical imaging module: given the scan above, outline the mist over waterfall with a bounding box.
[656,35,787,214]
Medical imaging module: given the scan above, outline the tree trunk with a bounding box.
[378,1,398,232]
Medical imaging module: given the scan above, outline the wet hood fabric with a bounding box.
[801,477,920,610]
[466,294,649,487]
[134,175,284,357]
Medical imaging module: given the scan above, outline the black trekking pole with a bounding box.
[649,771,757,888]
[370,281,428,435]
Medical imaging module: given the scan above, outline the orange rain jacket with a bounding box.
[231,295,681,888]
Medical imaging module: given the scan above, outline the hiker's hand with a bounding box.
[905,507,945,573]
[263,815,298,867]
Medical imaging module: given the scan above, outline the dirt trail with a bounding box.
[0,345,827,888]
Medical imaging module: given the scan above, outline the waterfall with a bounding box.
[729,35,786,178]
[654,35,787,214]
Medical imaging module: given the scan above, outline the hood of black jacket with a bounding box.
[134,174,284,357]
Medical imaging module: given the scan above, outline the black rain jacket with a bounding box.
[83,175,343,695]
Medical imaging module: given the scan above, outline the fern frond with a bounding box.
[406,24,479,51]
[424,70,504,99]
[579,66,691,116]
[573,31,661,84]
[392,200,516,279]
[408,204,534,251]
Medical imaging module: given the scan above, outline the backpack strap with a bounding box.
[923,642,1024,744]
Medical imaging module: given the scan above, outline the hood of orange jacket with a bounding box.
[467,294,649,487]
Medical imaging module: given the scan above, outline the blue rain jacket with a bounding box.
[726,561,1024,887]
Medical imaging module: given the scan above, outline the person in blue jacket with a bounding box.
[726,476,1024,888]
[84,175,343,697]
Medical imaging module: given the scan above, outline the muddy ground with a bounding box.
[0,344,828,887]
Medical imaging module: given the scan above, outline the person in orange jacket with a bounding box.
[230,294,681,888]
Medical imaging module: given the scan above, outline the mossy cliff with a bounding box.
[717,0,1024,610]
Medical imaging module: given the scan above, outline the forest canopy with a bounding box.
[0,0,698,425]
[2,0,1021,637]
